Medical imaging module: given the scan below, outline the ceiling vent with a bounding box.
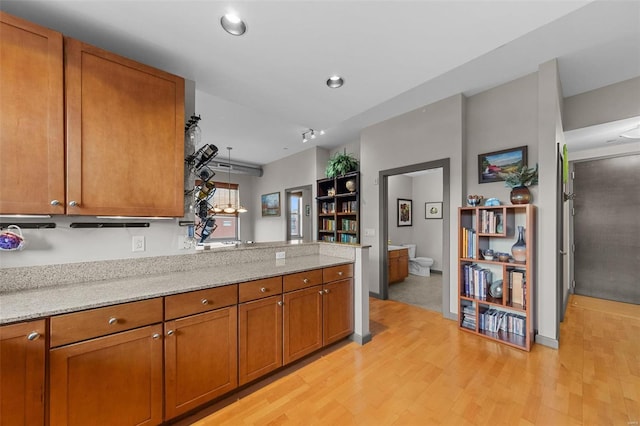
[208,161,263,177]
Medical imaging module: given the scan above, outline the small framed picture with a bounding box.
[478,145,528,184]
[261,192,280,217]
[397,199,412,227]
[425,202,442,219]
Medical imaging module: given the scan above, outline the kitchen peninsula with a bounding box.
[0,241,370,425]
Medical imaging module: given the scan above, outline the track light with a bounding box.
[302,129,324,143]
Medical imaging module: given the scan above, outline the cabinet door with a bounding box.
[388,257,399,283]
[0,320,46,426]
[323,279,354,345]
[0,12,64,214]
[398,253,409,280]
[164,306,238,420]
[238,295,283,385]
[283,286,322,364]
[49,324,163,426]
[65,37,185,216]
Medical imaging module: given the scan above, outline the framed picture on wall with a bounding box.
[397,199,412,227]
[478,145,528,183]
[261,192,280,217]
[425,202,442,219]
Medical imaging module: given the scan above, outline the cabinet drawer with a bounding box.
[323,264,353,283]
[283,269,323,292]
[50,298,163,347]
[239,276,283,303]
[165,284,237,320]
[389,249,408,259]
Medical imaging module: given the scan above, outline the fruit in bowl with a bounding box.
[467,195,483,206]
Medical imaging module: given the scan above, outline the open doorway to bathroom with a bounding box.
[379,159,450,317]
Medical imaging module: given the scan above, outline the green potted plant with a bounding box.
[325,151,359,178]
[499,164,538,204]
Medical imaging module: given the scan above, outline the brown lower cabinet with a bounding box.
[238,295,283,385]
[0,320,46,426]
[164,306,238,419]
[49,324,164,426]
[12,264,353,425]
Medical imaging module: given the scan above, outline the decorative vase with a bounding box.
[345,179,356,192]
[511,225,526,263]
[510,186,531,204]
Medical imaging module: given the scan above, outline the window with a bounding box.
[289,191,303,240]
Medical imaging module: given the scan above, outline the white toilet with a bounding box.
[402,244,434,277]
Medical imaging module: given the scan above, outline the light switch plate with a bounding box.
[276,251,286,259]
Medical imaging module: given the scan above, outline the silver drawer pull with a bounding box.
[318,290,324,295]
[303,278,309,284]
[277,301,283,306]
[27,332,40,341]
[68,200,79,207]
[50,199,61,206]
[324,289,330,294]
[260,287,267,293]
[338,271,343,276]
[152,333,161,339]
[108,317,118,325]
[201,298,209,305]
[167,330,174,336]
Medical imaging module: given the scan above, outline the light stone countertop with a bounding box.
[0,254,351,325]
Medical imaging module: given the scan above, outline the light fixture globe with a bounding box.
[221,13,247,36]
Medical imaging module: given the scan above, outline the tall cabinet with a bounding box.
[458,205,536,351]
[316,172,360,244]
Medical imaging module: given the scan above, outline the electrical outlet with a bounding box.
[275,251,286,260]
[132,236,145,252]
[178,236,194,250]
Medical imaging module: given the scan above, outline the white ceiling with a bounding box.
[2,1,639,165]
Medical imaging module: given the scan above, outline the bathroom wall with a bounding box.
[387,170,443,271]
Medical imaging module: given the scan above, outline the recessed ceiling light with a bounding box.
[326,75,344,88]
[221,13,247,36]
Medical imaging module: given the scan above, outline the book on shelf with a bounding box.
[510,270,525,306]
[321,218,335,231]
[339,234,358,243]
[462,264,491,300]
[321,202,335,214]
[479,210,503,234]
[461,227,476,258]
[479,308,525,336]
[341,201,358,213]
[340,218,358,232]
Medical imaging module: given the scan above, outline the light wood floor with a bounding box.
[177,294,640,425]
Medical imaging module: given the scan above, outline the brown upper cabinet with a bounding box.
[0,12,65,214]
[0,12,185,216]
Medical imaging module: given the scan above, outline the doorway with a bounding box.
[572,154,640,304]
[285,185,312,242]
[378,158,451,317]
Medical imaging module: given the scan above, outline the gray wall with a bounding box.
[360,94,465,315]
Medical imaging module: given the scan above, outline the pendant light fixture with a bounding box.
[221,147,247,214]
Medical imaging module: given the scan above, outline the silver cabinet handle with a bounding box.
[167,330,174,336]
[303,278,309,284]
[277,301,283,306]
[108,317,118,325]
[201,298,209,305]
[50,200,61,206]
[27,331,40,341]
[338,271,343,276]
[324,289,330,294]
[152,333,161,339]
[68,200,79,207]
[260,287,267,293]
[318,290,324,295]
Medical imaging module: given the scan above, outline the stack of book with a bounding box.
[321,218,335,231]
[339,234,357,243]
[321,202,335,214]
[479,308,526,336]
[341,201,358,212]
[507,269,527,308]
[479,211,502,234]
[340,219,357,232]
[461,305,476,330]
[462,263,492,300]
